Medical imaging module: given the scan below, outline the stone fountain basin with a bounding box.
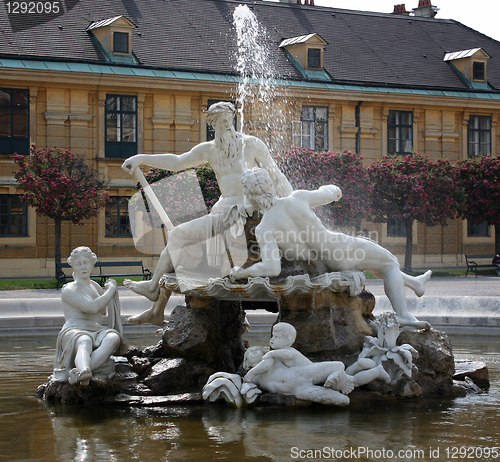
[160,271,366,301]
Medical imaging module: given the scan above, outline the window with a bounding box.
[113,32,129,53]
[307,48,321,69]
[472,62,485,81]
[105,95,137,158]
[467,221,489,237]
[300,106,328,150]
[387,218,406,237]
[468,115,491,157]
[388,111,413,155]
[0,195,27,236]
[0,88,29,155]
[105,196,132,237]
[206,99,237,141]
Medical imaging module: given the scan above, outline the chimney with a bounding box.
[392,4,410,15]
[412,0,439,18]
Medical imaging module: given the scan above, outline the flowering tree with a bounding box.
[275,148,372,229]
[457,155,500,254]
[14,146,109,274]
[368,154,463,271]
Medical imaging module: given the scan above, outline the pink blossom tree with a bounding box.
[368,154,463,271]
[457,155,500,254]
[275,148,372,230]
[14,146,109,275]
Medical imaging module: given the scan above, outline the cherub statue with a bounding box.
[53,247,127,386]
[230,167,432,329]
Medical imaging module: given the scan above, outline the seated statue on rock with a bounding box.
[230,167,432,329]
[53,247,127,387]
[120,102,292,326]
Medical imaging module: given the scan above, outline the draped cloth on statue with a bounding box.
[53,292,128,382]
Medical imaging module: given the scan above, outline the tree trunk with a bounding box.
[495,223,500,255]
[403,219,413,273]
[54,218,62,277]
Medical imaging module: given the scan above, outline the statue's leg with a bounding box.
[127,288,172,326]
[295,385,350,406]
[382,265,430,329]
[401,270,432,297]
[73,335,93,386]
[89,331,121,372]
[352,365,391,387]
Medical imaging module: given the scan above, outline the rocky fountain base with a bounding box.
[37,272,488,405]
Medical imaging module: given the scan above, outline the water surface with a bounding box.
[0,333,498,462]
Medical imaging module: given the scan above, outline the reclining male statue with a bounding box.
[121,102,292,325]
[230,167,432,329]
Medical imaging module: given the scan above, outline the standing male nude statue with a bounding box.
[230,167,432,329]
[121,102,292,325]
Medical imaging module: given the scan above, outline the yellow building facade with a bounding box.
[0,1,498,277]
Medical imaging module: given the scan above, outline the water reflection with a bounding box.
[0,334,498,461]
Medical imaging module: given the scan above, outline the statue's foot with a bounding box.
[127,305,165,326]
[414,270,432,297]
[398,315,431,330]
[376,365,391,384]
[123,279,160,302]
[68,368,79,385]
[78,368,92,387]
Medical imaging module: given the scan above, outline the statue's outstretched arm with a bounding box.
[121,143,209,174]
[292,185,342,209]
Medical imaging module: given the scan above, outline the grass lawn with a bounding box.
[0,277,144,291]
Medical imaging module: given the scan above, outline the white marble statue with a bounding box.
[230,167,432,329]
[243,323,391,405]
[356,312,419,384]
[202,323,389,407]
[121,102,292,325]
[202,371,261,408]
[53,247,127,386]
[243,323,352,406]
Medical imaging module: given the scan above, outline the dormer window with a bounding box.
[113,32,129,53]
[280,33,327,72]
[307,48,321,69]
[443,48,490,88]
[473,62,485,81]
[87,15,138,64]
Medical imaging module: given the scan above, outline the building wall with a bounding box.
[0,67,497,277]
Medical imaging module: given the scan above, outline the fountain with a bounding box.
[37,5,487,409]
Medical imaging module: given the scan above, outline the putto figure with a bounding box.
[53,247,127,386]
[121,102,292,325]
[230,167,432,328]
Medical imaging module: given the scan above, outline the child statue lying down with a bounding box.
[203,322,390,407]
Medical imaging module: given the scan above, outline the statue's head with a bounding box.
[206,101,236,129]
[241,167,277,210]
[243,346,266,369]
[270,322,296,349]
[67,246,97,267]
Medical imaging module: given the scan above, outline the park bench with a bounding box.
[56,260,151,288]
[464,254,496,277]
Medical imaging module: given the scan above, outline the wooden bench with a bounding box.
[56,261,152,288]
[464,254,496,277]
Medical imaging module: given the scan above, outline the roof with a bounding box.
[280,34,320,47]
[1,0,500,91]
[443,48,491,61]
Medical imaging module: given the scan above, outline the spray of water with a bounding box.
[232,4,293,153]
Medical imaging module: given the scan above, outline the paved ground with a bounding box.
[0,275,497,334]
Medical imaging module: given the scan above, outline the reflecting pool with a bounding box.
[0,333,499,462]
